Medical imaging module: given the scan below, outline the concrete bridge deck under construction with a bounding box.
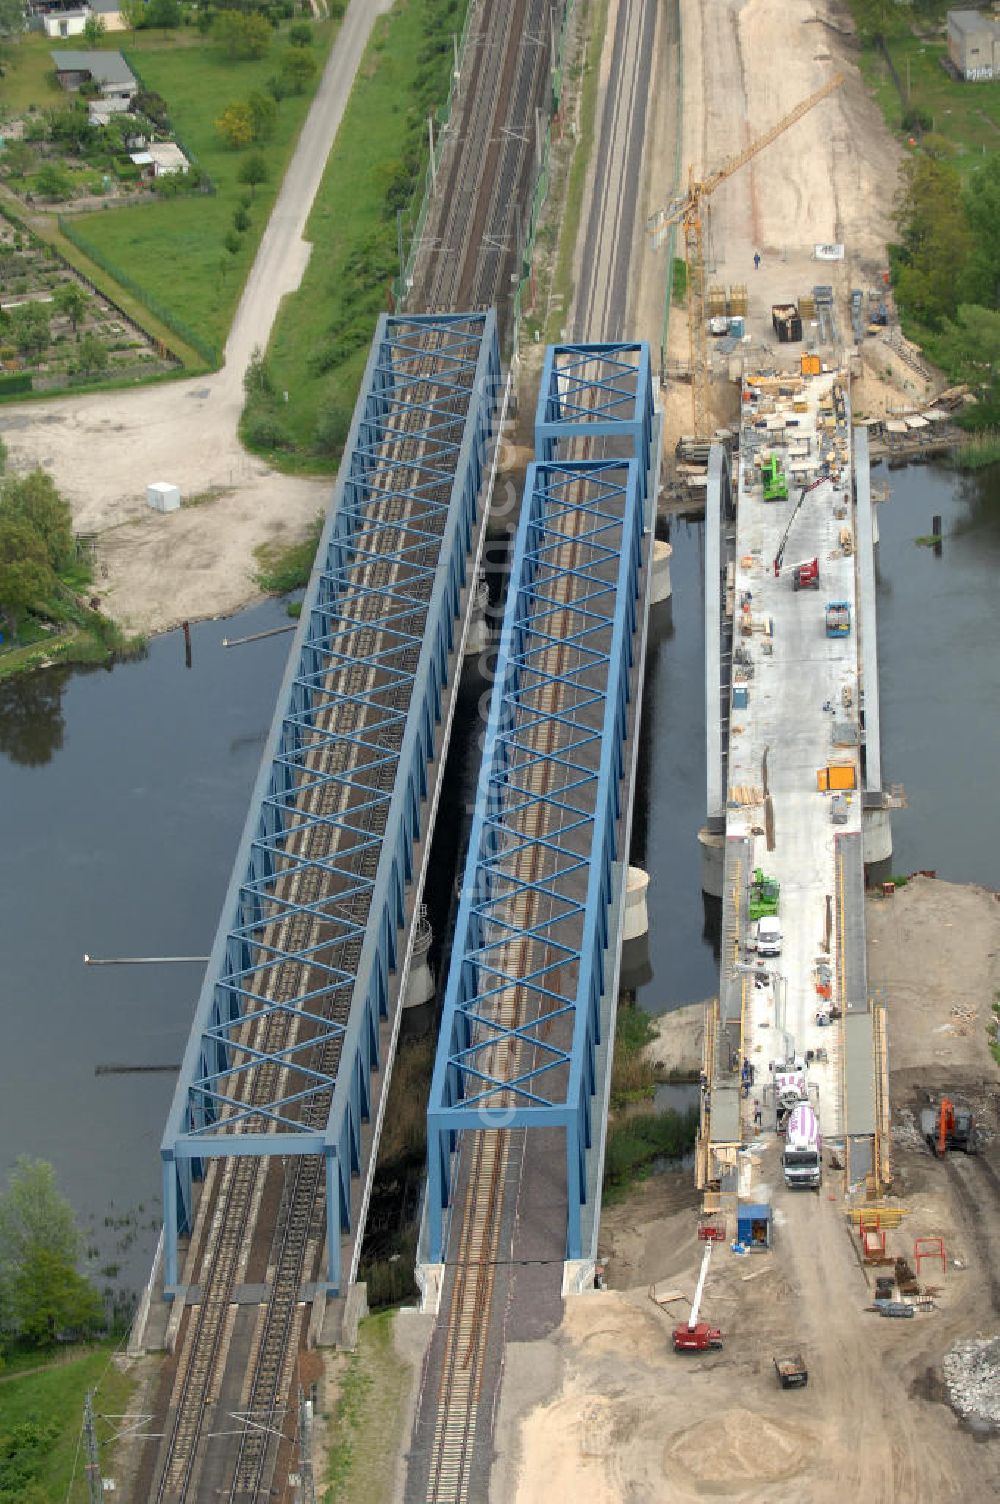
[700,365,893,1197]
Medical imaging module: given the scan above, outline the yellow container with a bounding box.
[817,765,857,792]
[800,353,821,377]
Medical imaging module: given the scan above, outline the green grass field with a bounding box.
[73,29,337,357]
[857,34,1000,177]
[0,1342,135,1502]
[0,33,69,118]
[5,25,338,361]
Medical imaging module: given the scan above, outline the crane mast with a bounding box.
[651,74,845,435]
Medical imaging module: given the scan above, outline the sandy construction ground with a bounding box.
[0,0,392,636]
[493,876,1000,1502]
[654,0,914,446]
[488,0,1000,1493]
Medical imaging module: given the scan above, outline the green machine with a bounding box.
[761,455,788,502]
[749,867,780,920]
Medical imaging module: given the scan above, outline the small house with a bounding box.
[51,50,137,111]
[146,142,189,177]
[44,8,89,38]
[947,8,1000,80]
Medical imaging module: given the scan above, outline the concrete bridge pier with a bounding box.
[650,539,673,604]
[863,806,892,865]
[464,573,490,657]
[623,866,650,941]
[698,825,725,898]
[403,907,436,1035]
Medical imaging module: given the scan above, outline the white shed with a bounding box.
[147,482,181,513]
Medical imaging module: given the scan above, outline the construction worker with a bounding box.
[754,251,761,270]
[753,1100,763,1130]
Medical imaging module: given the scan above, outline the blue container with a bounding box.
[730,315,745,339]
[733,685,749,709]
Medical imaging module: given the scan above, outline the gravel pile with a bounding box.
[942,1336,1000,1428]
[890,1108,923,1150]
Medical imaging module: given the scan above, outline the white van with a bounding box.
[755,916,782,956]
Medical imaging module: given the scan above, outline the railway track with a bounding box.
[155,468,464,1501]
[153,3,559,1495]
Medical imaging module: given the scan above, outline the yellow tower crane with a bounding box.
[652,73,845,436]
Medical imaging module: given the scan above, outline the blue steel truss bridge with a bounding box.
[149,312,501,1503]
[407,342,662,1504]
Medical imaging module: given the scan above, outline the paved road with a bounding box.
[221,0,394,401]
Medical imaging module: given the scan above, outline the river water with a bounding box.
[0,461,996,1290]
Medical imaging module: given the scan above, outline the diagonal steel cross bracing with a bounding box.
[160,312,500,1294]
[426,455,644,1262]
[536,342,653,481]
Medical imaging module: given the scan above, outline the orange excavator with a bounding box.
[920,1098,976,1158]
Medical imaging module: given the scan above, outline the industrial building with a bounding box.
[947,8,1000,80]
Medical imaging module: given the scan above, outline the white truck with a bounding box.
[783,1102,822,1189]
[754,916,782,957]
[774,1069,808,1116]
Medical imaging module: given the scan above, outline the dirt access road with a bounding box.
[0,0,391,636]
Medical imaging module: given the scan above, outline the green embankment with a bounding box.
[247,0,469,472]
[323,1310,411,1503]
[0,1342,135,1503]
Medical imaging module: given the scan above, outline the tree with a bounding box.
[233,204,250,232]
[145,0,180,28]
[224,228,242,255]
[83,11,106,42]
[119,0,144,36]
[0,0,24,37]
[34,163,74,201]
[1,141,36,179]
[2,469,75,572]
[53,281,88,337]
[7,302,50,358]
[0,1160,101,1346]
[238,150,269,196]
[216,101,255,149]
[73,333,109,377]
[279,44,317,94]
[214,9,272,59]
[961,154,1000,311]
[0,519,50,639]
[893,155,974,328]
[247,88,277,142]
[11,1249,103,1345]
[288,20,312,45]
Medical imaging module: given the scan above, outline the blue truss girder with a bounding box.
[535,342,654,495]
[426,451,644,1263]
[160,312,499,1294]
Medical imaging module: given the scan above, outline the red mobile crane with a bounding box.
[772,476,828,579]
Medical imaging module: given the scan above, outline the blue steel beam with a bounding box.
[160,312,500,1293]
[426,454,643,1261]
[535,342,653,487]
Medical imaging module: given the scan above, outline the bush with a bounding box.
[603,1108,699,1192]
[233,205,250,232]
[243,406,292,450]
[288,19,312,44]
[314,400,352,455]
